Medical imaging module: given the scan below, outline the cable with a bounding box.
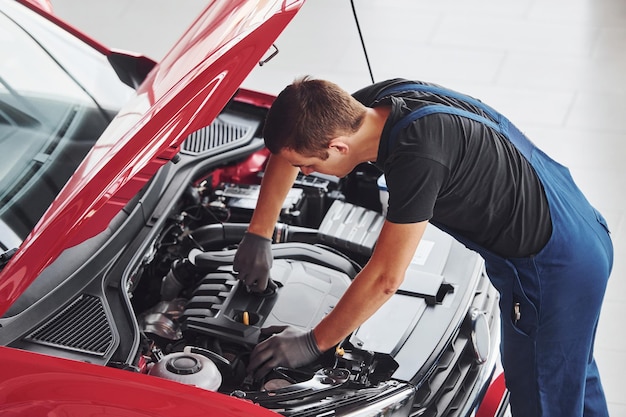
[350,0,375,84]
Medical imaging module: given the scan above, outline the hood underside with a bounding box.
[0,0,304,316]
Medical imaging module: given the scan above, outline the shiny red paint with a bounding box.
[17,0,53,15]
[476,371,508,417]
[210,148,272,187]
[0,346,278,416]
[0,0,304,316]
[234,87,278,110]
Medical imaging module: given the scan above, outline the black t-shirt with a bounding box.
[352,79,552,258]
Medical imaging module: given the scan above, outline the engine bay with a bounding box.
[127,161,406,405]
[0,99,500,417]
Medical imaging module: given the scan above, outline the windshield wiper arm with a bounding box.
[0,248,17,270]
[0,75,45,124]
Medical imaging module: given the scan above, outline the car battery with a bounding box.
[214,183,305,225]
[292,173,342,228]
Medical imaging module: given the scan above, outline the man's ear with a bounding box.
[328,137,349,154]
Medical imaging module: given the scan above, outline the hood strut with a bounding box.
[350,0,374,85]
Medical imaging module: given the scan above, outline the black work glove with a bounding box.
[248,325,322,379]
[233,232,272,292]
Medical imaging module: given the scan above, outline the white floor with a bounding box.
[50,0,626,415]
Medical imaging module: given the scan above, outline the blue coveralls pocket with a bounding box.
[593,208,610,234]
[502,267,539,338]
[508,282,538,338]
[592,208,614,275]
[484,254,540,339]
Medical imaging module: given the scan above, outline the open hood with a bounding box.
[0,0,304,316]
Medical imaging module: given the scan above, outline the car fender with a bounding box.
[0,346,278,417]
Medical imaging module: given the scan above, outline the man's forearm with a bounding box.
[313,264,397,351]
[248,154,300,238]
[312,220,428,351]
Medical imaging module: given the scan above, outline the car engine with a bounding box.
[127,169,416,413]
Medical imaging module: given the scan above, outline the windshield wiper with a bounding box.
[0,75,45,125]
[0,248,17,270]
[0,98,41,128]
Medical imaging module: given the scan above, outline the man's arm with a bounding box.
[247,219,429,377]
[313,220,429,351]
[232,153,300,292]
[248,153,300,238]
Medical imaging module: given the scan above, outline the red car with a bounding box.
[0,1,507,416]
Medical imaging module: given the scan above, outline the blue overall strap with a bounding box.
[375,82,509,151]
[388,104,504,148]
[375,82,501,122]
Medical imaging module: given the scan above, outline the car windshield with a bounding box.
[0,6,133,252]
[0,10,95,251]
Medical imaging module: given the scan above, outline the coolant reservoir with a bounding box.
[149,348,222,391]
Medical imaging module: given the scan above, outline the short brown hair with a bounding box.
[263,76,366,159]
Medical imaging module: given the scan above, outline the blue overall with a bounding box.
[378,84,614,417]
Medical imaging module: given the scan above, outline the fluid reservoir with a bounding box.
[149,347,222,391]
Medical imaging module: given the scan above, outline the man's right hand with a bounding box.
[247,325,322,379]
[233,231,273,292]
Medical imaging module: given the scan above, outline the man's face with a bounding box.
[280,145,354,178]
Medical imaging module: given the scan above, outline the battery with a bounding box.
[216,183,304,224]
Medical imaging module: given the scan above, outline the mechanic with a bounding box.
[233,77,613,417]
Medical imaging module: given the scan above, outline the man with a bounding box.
[233,77,613,417]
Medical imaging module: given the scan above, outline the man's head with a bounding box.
[263,76,367,160]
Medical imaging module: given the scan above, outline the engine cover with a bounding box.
[182,258,352,347]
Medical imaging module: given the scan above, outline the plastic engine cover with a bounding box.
[182,259,352,346]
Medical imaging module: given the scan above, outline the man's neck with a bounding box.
[358,106,391,163]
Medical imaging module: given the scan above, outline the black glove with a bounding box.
[233,232,272,292]
[248,325,322,379]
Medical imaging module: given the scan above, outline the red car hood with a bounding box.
[0,0,304,316]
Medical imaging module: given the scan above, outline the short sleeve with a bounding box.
[384,152,448,224]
